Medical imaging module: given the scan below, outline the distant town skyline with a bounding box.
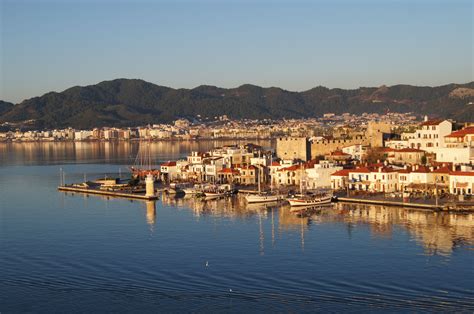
[1,0,472,103]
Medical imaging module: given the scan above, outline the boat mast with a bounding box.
[258,150,261,193]
[270,153,273,192]
[299,162,303,195]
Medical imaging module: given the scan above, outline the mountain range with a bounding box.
[1,79,473,129]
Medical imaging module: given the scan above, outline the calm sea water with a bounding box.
[1,142,473,312]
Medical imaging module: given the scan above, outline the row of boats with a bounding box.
[166,182,334,208]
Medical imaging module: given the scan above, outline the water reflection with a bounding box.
[145,200,156,226]
[161,194,473,256]
[0,140,273,166]
[328,203,474,256]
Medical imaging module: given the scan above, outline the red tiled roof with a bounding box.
[432,166,451,174]
[218,168,240,174]
[445,127,474,138]
[350,167,371,173]
[450,171,474,176]
[239,165,257,170]
[161,161,177,167]
[271,161,281,166]
[331,169,351,176]
[368,162,385,167]
[278,165,301,172]
[411,166,430,173]
[377,167,397,173]
[431,161,453,167]
[304,159,320,168]
[420,119,444,126]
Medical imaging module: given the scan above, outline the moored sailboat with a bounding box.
[286,163,332,207]
[245,154,283,204]
[130,141,160,180]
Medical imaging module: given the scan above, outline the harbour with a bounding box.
[2,142,474,312]
[3,1,473,311]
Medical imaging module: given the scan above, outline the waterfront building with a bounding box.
[273,164,304,187]
[217,168,240,184]
[330,169,351,190]
[204,156,224,183]
[160,161,178,182]
[304,161,343,189]
[404,118,452,152]
[450,171,474,195]
[187,151,209,164]
[236,165,258,185]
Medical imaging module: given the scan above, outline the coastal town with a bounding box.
[0,112,415,141]
[48,113,474,210]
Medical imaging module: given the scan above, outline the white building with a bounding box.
[404,118,452,153]
[305,161,343,189]
[450,171,474,195]
[204,156,224,183]
[444,126,474,148]
[435,147,474,165]
[330,169,350,190]
[342,144,367,161]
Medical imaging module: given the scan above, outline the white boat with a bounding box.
[183,184,204,195]
[245,193,283,203]
[202,184,227,199]
[287,194,332,207]
[183,187,199,195]
[203,191,226,199]
[287,163,333,207]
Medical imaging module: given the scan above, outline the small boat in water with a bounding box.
[202,184,232,200]
[183,184,205,195]
[245,193,284,203]
[166,182,187,195]
[245,155,283,204]
[287,193,332,207]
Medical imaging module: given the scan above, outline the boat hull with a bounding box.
[204,192,225,199]
[245,194,282,203]
[287,196,332,207]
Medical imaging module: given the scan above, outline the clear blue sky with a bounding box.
[1,0,473,103]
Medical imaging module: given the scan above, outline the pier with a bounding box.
[337,197,442,210]
[58,186,158,200]
[336,196,474,212]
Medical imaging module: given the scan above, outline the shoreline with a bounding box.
[0,137,277,143]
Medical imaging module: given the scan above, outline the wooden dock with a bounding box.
[336,197,442,210]
[337,196,474,211]
[58,186,158,200]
